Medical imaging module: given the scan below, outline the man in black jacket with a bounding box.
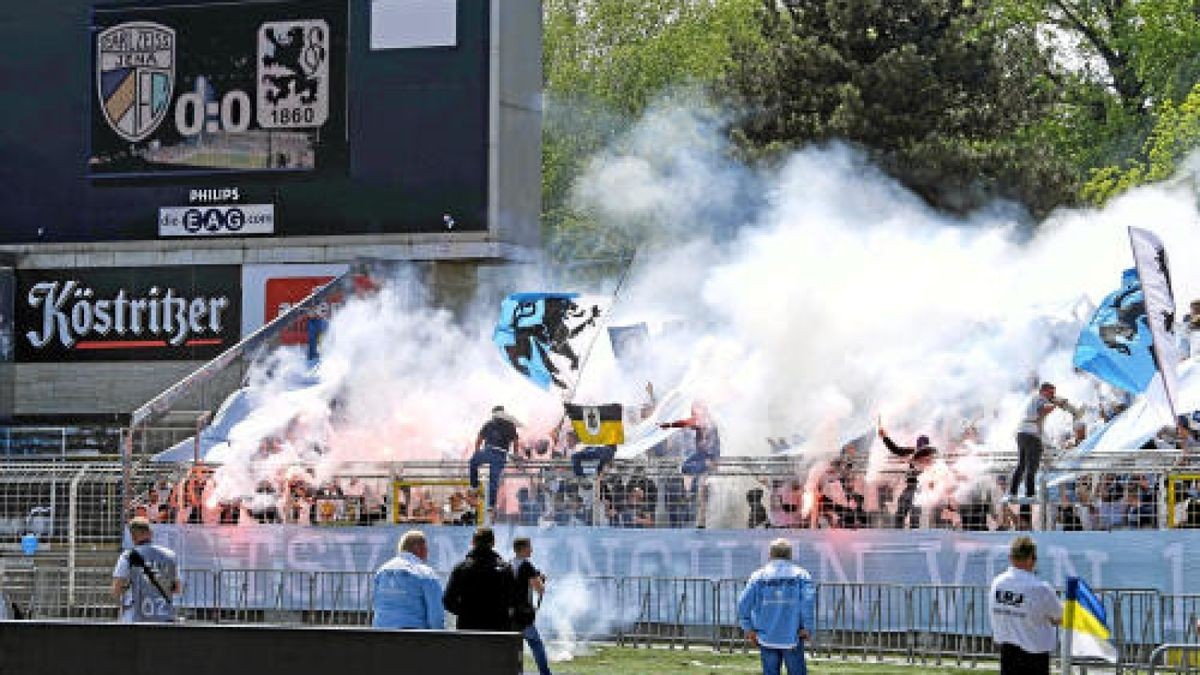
[879,427,936,529]
[443,527,517,631]
[511,537,553,675]
[470,406,520,512]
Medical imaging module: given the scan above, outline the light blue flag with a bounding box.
[607,323,650,363]
[493,292,603,391]
[1074,268,1155,394]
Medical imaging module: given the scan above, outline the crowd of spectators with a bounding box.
[133,460,1200,531]
[132,384,1200,531]
[132,464,388,527]
[511,465,693,528]
[1049,473,1194,530]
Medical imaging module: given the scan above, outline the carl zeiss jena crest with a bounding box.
[96,22,175,142]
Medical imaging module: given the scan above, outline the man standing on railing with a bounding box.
[737,538,815,675]
[470,406,520,516]
[660,400,721,528]
[1010,382,1081,526]
[111,516,180,623]
[372,529,444,629]
[660,400,721,475]
[878,427,936,529]
[989,536,1061,675]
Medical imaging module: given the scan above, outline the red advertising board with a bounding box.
[264,276,333,345]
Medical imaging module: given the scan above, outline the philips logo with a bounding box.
[189,188,240,204]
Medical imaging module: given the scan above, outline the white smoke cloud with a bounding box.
[179,89,1200,646]
[569,97,1200,466]
[536,574,639,662]
[206,267,568,505]
[204,94,1200,528]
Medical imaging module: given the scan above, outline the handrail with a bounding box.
[1148,643,1200,673]
[66,466,87,609]
[129,267,360,428]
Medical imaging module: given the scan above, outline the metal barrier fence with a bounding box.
[0,461,179,544]
[6,568,1200,671]
[767,581,905,660]
[1149,644,1200,673]
[9,456,1200,553]
[0,426,123,459]
[618,576,717,649]
[0,564,116,621]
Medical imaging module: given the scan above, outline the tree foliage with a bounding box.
[542,0,757,262]
[721,0,1078,218]
[993,0,1200,203]
[1083,83,1200,202]
[541,0,1200,230]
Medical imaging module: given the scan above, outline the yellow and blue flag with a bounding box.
[1063,576,1118,663]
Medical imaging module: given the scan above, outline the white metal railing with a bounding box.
[5,456,1200,545]
[1149,644,1200,673]
[4,568,1198,672]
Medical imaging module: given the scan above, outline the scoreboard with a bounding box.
[90,0,348,179]
[0,0,540,246]
[0,0,541,418]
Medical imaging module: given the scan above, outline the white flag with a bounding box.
[1128,227,1181,422]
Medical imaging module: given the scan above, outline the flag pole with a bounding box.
[1062,586,1075,675]
[550,249,640,445]
[564,247,639,404]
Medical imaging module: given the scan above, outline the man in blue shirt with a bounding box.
[737,538,815,675]
[372,530,444,629]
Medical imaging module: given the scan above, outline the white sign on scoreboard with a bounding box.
[159,204,275,236]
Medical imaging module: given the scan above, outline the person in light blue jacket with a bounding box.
[372,530,444,629]
[737,538,815,675]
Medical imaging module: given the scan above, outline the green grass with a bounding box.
[546,646,994,674]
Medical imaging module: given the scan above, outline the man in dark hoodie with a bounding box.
[879,427,936,529]
[443,527,517,631]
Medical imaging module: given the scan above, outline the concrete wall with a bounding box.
[494,0,545,253]
[12,362,243,418]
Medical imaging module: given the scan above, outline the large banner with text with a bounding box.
[16,266,241,361]
[155,525,1200,594]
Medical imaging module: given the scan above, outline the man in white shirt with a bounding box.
[989,536,1061,675]
[1011,382,1077,525]
[111,517,181,623]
